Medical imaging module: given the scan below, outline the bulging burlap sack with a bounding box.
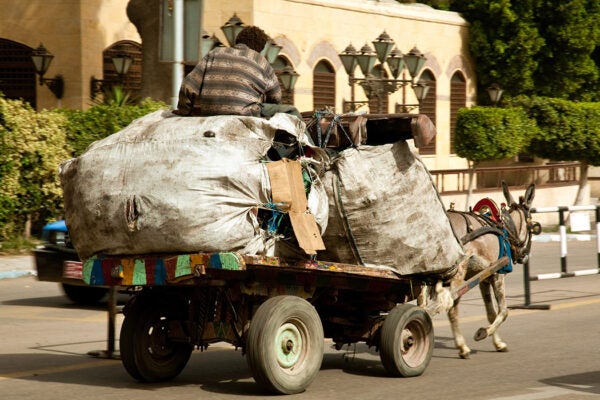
[319,141,463,276]
[60,110,324,259]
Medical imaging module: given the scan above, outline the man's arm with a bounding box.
[264,65,282,105]
[173,62,206,115]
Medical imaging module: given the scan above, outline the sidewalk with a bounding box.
[0,253,36,280]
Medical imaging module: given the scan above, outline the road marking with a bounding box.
[489,386,597,399]
[550,297,600,310]
[0,307,115,323]
[0,359,118,380]
[432,297,600,327]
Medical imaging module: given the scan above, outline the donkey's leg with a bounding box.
[448,297,471,359]
[417,284,428,307]
[489,274,509,352]
[474,277,496,341]
[474,274,508,351]
[447,256,472,359]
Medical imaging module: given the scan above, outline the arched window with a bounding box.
[272,56,295,105]
[0,39,36,107]
[417,69,437,155]
[313,60,335,111]
[450,71,466,153]
[367,64,389,114]
[96,40,142,99]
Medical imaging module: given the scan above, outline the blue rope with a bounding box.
[263,201,287,234]
[498,228,513,274]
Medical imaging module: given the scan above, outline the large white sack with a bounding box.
[60,110,325,259]
[319,141,464,276]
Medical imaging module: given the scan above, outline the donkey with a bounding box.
[435,182,538,359]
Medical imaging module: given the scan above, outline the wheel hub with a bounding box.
[147,320,173,358]
[276,322,303,368]
[402,329,415,351]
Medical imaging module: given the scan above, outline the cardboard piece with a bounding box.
[266,159,325,255]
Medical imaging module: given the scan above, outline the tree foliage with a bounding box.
[534,1,600,101]
[419,0,600,102]
[449,0,544,102]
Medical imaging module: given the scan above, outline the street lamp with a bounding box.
[111,54,133,79]
[412,81,430,104]
[30,43,64,99]
[355,43,377,77]
[279,66,299,91]
[200,30,223,58]
[262,40,283,64]
[90,53,134,99]
[404,46,427,79]
[338,31,428,113]
[487,83,503,105]
[338,44,368,112]
[220,13,245,47]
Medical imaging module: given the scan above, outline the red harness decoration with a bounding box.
[472,198,501,222]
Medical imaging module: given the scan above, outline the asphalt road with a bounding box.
[1,239,599,400]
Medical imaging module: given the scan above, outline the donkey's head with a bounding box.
[501,181,541,264]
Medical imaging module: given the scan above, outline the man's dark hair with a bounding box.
[235,26,270,52]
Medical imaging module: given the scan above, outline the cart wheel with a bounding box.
[120,297,192,382]
[246,295,324,394]
[379,304,434,377]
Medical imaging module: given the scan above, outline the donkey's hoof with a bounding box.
[459,351,470,359]
[496,344,509,352]
[474,327,488,341]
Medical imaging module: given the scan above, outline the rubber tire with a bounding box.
[61,283,107,305]
[379,304,434,377]
[119,297,192,382]
[246,296,324,394]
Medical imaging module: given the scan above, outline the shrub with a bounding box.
[454,106,537,162]
[60,98,167,156]
[0,97,71,239]
[513,96,600,166]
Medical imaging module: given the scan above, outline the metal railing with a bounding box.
[430,162,580,194]
[516,205,600,309]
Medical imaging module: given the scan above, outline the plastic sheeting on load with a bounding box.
[319,141,464,276]
[60,110,327,259]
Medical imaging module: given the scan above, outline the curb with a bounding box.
[0,270,36,280]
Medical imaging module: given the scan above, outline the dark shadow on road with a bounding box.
[540,371,600,395]
[2,349,257,394]
[2,293,130,310]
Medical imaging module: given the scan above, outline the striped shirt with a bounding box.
[175,44,282,117]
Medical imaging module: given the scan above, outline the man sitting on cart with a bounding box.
[174,25,302,120]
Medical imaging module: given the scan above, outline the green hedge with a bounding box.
[0,97,71,239]
[508,96,600,166]
[454,106,538,162]
[0,97,167,241]
[60,98,166,157]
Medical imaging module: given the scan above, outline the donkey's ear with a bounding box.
[502,181,516,205]
[523,183,535,207]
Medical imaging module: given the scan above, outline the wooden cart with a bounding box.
[81,251,507,394]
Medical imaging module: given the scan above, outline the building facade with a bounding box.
[0,0,475,171]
